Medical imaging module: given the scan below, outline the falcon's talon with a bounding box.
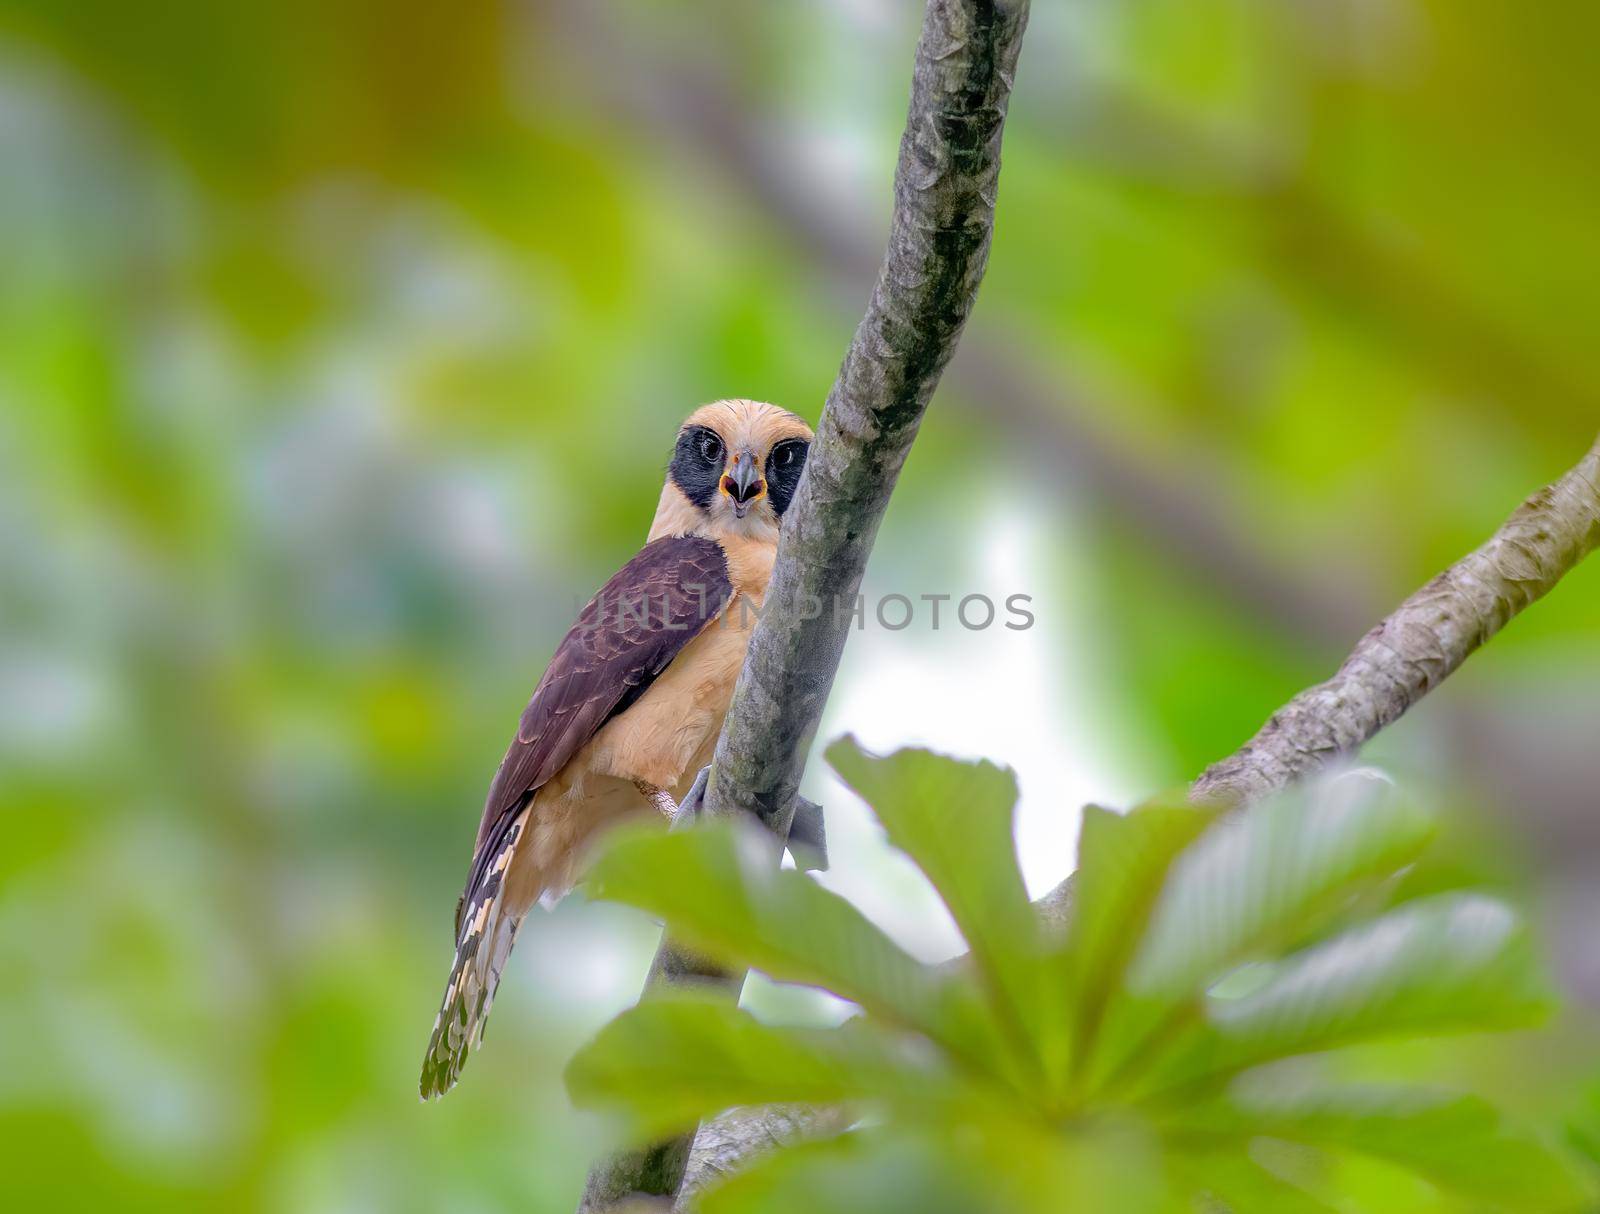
[787,795,828,871]
[670,766,713,830]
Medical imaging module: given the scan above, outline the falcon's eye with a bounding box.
[697,432,724,464]
[772,442,799,468]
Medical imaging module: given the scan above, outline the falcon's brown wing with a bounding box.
[421,534,733,1098]
[465,533,733,889]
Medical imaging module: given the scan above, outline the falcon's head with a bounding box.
[650,399,814,543]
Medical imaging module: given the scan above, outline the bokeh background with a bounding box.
[3,0,1599,1209]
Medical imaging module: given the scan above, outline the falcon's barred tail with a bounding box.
[419,803,532,1099]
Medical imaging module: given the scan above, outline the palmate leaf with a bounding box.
[1169,1149,1338,1214]
[567,743,1588,1212]
[1083,771,1435,1092]
[1134,893,1553,1099]
[825,738,1049,1076]
[564,993,959,1141]
[1176,1080,1597,1211]
[701,1112,1178,1214]
[1054,796,1213,1087]
[584,821,992,1054]
[696,1129,1002,1214]
[1130,769,1434,1000]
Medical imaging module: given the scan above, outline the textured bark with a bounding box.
[576,938,737,1212]
[673,1105,855,1212]
[674,430,1600,1196]
[576,2,1031,1208]
[702,0,1030,829]
[1192,433,1600,804]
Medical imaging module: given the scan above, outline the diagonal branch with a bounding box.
[675,429,1600,1201]
[575,2,1032,1209]
[1192,431,1600,804]
[699,0,1030,828]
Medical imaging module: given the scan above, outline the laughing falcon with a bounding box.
[420,399,813,1098]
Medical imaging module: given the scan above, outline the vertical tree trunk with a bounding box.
[577,2,1032,1209]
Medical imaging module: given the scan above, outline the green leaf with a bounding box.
[1056,796,1214,1086]
[701,1115,1176,1214]
[1085,772,1434,1094]
[564,994,950,1140]
[1169,1149,1338,1214]
[586,821,952,1038]
[1130,769,1434,1000]
[1172,1080,1595,1212]
[825,738,1047,1075]
[566,743,1576,1210]
[1140,893,1553,1096]
[697,1129,1002,1214]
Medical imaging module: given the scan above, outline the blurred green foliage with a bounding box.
[2,0,1599,1210]
[572,741,1592,1212]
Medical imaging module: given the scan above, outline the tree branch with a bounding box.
[700,0,1030,827]
[674,429,1600,1199]
[575,2,1031,1209]
[1193,432,1600,804]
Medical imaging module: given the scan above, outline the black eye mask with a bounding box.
[765,439,809,517]
[669,425,725,510]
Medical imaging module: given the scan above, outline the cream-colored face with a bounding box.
[651,399,814,542]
